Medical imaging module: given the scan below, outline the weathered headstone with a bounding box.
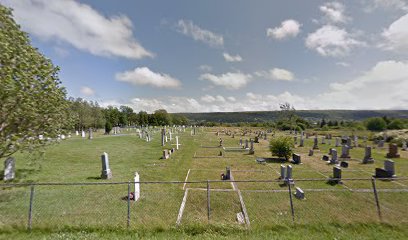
[75,130,79,136]
[321,136,326,144]
[244,139,249,149]
[292,153,301,164]
[402,141,407,151]
[313,137,319,149]
[162,149,169,159]
[285,165,294,184]
[294,187,305,200]
[308,149,314,156]
[239,138,243,146]
[322,155,329,161]
[101,152,112,179]
[81,130,86,138]
[378,140,384,148]
[335,137,340,147]
[88,128,93,140]
[386,144,400,158]
[3,157,15,181]
[249,139,255,154]
[294,136,298,145]
[161,129,165,146]
[340,161,348,168]
[363,146,374,164]
[340,145,350,159]
[330,149,338,164]
[299,137,304,147]
[384,159,395,176]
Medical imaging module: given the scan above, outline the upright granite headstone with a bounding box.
[313,137,319,150]
[308,149,314,156]
[249,139,255,154]
[101,152,112,179]
[330,149,338,164]
[88,128,93,140]
[386,144,400,158]
[280,165,286,179]
[3,157,15,181]
[285,165,294,185]
[340,145,350,159]
[363,146,374,164]
[335,137,340,147]
[332,167,342,184]
[295,187,305,200]
[384,159,395,176]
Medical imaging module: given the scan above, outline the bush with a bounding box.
[269,136,294,161]
[366,117,387,131]
[387,119,405,130]
[105,121,112,134]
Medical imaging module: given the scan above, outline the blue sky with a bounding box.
[2,0,408,112]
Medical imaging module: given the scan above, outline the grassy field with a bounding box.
[1,127,408,239]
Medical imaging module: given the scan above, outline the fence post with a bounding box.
[127,181,131,228]
[287,183,295,223]
[27,185,35,231]
[207,180,211,222]
[371,177,382,221]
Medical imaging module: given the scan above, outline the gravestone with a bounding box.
[239,138,243,146]
[335,137,340,147]
[363,146,374,164]
[219,138,223,147]
[294,136,298,145]
[224,166,231,180]
[353,136,358,148]
[402,141,407,151]
[330,149,338,164]
[3,157,15,181]
[88,128,93,140]
[245,139,249,149]
[134,172,140,201]
[81,130,86,138]
[340,161,348,168]
[76,130,79,136]
[332,167,342,184]
[162,149,169,159]
[285,165,294,185]
[176,136,180,150]
[378,140,384,148]
[254,136,259,143]
[294,187,305,200]
[340,145,350,159]
[161,129,165,146]
[101,152,112,179]
[347,138,353,149]
[386,144,400,158]
[292,153,301,164]
[249,139,255,154]
[299,137,304,147]
[280,165,286,179]
[321,136,326,144]
[322,155,329,161]
[313,137,319,150]
[375,159,396,178]
[264,134,267,140]
[308,149,314,156]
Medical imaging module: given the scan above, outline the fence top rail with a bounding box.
[1,177,407,187]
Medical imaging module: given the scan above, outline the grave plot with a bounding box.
[378,191,408,224]
[193,148,225,158]
[184,169,233,189]
[293,191,380,224]
[241,191,293,227]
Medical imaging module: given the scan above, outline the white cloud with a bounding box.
[305,25,365,57]
[266,19,301,40]
[115,67,182,89]
[364,0,408,12]
[255,68,295,81]
[319,2,351,24]
[176,19,224,47]
[80,86,95,96]
[200,72,252,90]
[315,60,408,109]
[227,96,236,102]
[199,65,213,72]
[2,0,153,59]
[223,53,243,62]
[381,13,408,54]
[336,62,350,67]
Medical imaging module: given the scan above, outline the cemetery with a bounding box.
[1,126,408,238]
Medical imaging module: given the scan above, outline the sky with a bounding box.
[1,0,408,113]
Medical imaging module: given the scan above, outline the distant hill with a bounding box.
[177,110,408,123]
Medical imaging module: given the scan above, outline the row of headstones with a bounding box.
[238,138,255,154]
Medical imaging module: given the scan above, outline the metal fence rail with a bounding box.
[0,177,407,230]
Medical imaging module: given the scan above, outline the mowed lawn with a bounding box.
[1,127,408,239]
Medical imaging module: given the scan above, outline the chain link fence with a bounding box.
[0,177,407,230]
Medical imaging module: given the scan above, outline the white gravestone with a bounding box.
[134,172,140,201]
[101,152,112,179]
[3,157,15,181]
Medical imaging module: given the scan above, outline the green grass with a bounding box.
[1,127,408,239]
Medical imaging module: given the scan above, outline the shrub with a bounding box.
[269,136,294,161]
[366,117,387,131]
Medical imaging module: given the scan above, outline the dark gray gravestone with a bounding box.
[363,146,374,164]
[101,152,112,179]
[340,161,348,168]
[292,153,301,164]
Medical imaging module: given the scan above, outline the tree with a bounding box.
[387,119,405,130]
[138,111,149,126]
[269,136,294,161]
[0,6,68,159]
[366,117,387,131]
[153,109,171,126]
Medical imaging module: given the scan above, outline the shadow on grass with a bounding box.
[86,176,101,180]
